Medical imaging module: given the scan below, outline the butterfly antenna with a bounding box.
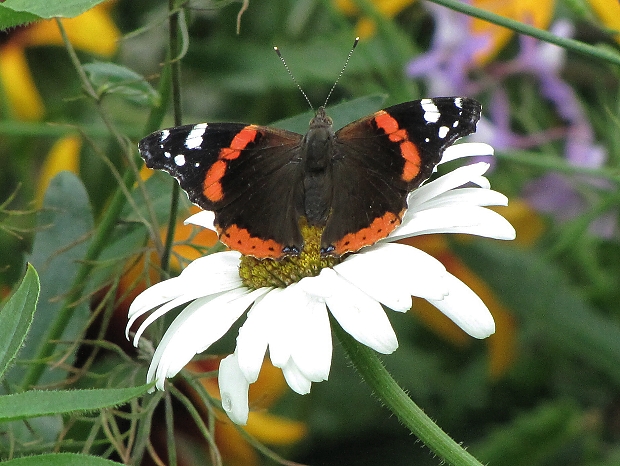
[323,37,359,108]
[274,45,314,111]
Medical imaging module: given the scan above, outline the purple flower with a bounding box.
[406,2,491,96]
[408,8,614,237]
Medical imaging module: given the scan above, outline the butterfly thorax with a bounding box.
[302,107,335,226]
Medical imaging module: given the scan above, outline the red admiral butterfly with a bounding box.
[139,96,481,259]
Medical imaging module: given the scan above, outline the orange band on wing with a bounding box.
[218,127,258,160]
[373,112,422,182]
[221,224,283,258]
[333,211,401,255]
[204,126,259,203]
[204,160,227,202]
[374,111,399,133]
[399,141,422,182]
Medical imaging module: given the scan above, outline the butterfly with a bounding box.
[138,97,481,259]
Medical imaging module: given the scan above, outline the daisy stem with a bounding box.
[332,319,484,466]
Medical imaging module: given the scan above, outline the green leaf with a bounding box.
[83,62,160,107]
[0,265,40,382]
[456,241,620,386]
[0,384,151,422]
[472,401,581,465]
[2,453,122,465]
[7,172,94,387]
[0,0,108,18]
[0,6,39,30]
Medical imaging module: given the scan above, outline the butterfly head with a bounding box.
[309,106,333,129]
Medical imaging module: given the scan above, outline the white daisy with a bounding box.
[127,142,515,425]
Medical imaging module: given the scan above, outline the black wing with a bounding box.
[322,97,481,255]
[139,123,306,258]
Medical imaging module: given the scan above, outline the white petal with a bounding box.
[235,288,278,383]
[287,285,332,382]
[266,284,303,368]
[297,270,338,299]
[390,206,517,241]
[184,210,216,231]
[440,142,494,164]
[336,243,449,307]
[412,188,508,211]
[425,273,495,339]
[218,353,250,425]
[281,359,312,395]
[174,251,242,289]
[147,288,266,389]
[128,275,184,321]
[127,276,185,338]
[324,269,398,354]
[132,289,224,346]
[407,162,491,209]
[128,251,241,320]
[127,252,242,339]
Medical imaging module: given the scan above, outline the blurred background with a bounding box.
[1,0,620,465]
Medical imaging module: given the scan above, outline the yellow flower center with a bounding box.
[239,218,341,289]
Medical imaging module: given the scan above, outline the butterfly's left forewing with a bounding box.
[139,123,306,258]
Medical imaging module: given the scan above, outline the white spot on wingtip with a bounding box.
[453,120,459,128]
[160,129,170,141]
[455,97,463,108]
[421,99,440,123]
[164,151,171,158]
[185,123,208,149]
[438,126,449,138]
[174,154,186,166]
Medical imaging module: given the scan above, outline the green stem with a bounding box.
[164,391,178,466]
[495,150,620,185]
[160,0,184,276]
[425,0,620,68]
[333,319,484,466]
[20,18,175,390]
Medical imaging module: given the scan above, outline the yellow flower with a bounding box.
[36,135,82,205]
[334,0,416,37]
[587,0,620,44]
[470,0,556,64]
[0,2,119,120]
